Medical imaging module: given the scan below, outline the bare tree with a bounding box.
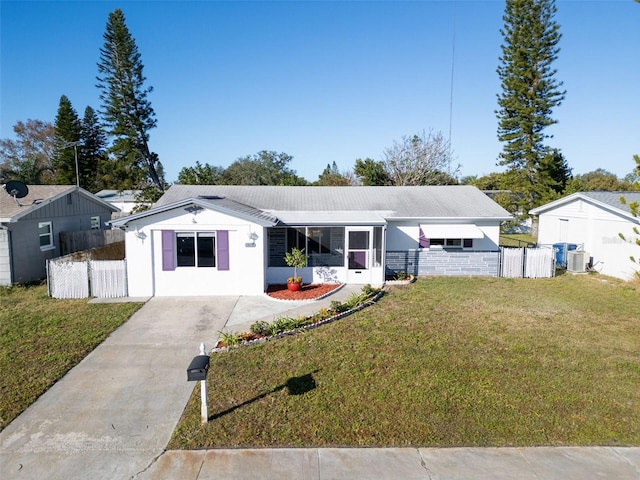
[382,129,458,186]
[0,119,56,184]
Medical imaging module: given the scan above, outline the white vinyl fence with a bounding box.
[501,247,524,278]
[500,247,554,279]
[47,259,127,299]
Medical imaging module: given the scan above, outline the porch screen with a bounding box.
[268,227,344,267]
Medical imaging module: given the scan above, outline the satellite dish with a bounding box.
[3,180,29,206]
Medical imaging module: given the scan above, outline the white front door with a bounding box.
[346,228,372,284]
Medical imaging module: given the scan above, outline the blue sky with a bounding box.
[1,0,638,184]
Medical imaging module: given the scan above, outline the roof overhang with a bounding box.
[109,197,279,228]
[271,211,388,226]
[529,193,640,223]
[1,186,118,223]
[420,224,485,239]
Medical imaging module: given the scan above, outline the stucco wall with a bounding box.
[386,222,501,251]
[386,249,500,277]
[537,198,640,280]
[122,208,268,296]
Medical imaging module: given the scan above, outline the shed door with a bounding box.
[559,218,569,243]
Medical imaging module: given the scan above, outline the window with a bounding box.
[428,238,473,249]
[176,232,215,267]
[39,222,54,250]
[90,216,100,230]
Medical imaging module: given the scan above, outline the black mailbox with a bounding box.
[187,355,210,381]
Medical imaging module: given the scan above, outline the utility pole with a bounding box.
[62,141,82,188]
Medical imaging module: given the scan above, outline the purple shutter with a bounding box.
[161,230,175,271]
[217,230,229,270]
[418,227,429,248]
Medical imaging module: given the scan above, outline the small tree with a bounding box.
[619,155,640,280]
[284,247,308,284]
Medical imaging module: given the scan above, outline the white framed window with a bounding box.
[90,216,100,230]
[176,231,216,268]
[39,222,54,250]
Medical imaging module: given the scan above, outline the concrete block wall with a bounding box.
[386,249,500,277]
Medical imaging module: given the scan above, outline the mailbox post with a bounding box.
[187,343,210,424]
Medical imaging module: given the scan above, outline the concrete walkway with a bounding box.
[1,287,639,479]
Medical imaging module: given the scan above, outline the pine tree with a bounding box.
[80,106,108,192]
[496,0,566,214]
[52,95,82,185]
[97,8,164,191]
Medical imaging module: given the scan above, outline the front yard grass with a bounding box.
[170,274,640,448]
[0,283,143,430]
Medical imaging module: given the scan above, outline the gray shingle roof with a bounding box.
[581,191,640,215]
[155,185,511,220]
[1,185,76,222]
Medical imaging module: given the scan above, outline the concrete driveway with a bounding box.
[0,296,237,480]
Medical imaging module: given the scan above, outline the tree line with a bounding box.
[0,8,165,206]
[1,1,638,218]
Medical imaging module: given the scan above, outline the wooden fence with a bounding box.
[59,229,124,256]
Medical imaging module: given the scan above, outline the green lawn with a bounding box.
[499,233,537,247]
[0,284,143,430]
[170,275,640,449]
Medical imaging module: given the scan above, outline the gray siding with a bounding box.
[5,192,115,284]
[20,191,112,226]
[7,218,58,283]
[386,249,500,277]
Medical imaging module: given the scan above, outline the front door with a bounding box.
[346,228,371,284]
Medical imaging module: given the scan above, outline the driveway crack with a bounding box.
[130,449,166,479]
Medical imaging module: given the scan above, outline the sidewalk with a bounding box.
[142,446,640,479]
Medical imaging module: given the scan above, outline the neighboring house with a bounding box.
[95,190,140,217]
[530,191,640,281]
[0,185,119,285]
[110,185,511,297]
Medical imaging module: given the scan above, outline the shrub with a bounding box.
[395,271,410,280]
[250,320,271,337]
[218,330,242,347]
[330,300,349,313]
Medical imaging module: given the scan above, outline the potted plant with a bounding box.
[284,247,308,292]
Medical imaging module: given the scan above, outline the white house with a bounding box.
[95,190,140,216]
[110,185,511,297]
[530,191,640,281]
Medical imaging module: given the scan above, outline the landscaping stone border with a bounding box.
[212,290,386,354]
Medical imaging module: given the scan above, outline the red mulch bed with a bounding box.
[266,283,341,301]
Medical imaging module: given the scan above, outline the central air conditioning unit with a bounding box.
[567,250,588,273]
